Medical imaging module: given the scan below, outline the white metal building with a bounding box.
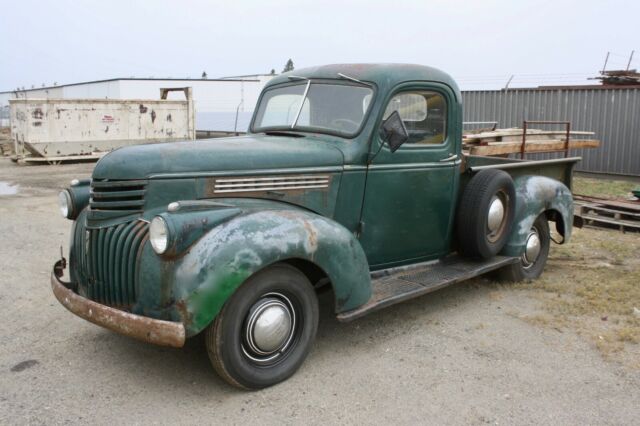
[0,75,274,131]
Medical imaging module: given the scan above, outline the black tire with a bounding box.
[205,264,319,390]
[456,169,516,259]
[493,214,550,282]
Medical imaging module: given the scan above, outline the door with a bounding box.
[359,84,460,268]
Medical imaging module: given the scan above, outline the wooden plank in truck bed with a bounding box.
[467,139,600,156]
[464,129,594,140]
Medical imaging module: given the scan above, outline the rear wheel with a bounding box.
[456,169,516,259]
[493,214,550,282]
[205,264,319,389]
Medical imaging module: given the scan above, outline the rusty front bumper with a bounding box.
[51,260,186,348]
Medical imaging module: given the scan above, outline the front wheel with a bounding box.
[492,214,550,282]
[205,264,319,389]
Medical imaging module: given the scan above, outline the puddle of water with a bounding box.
[0,181,19,196]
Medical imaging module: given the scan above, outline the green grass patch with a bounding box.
[512,227,640,366]
[573,176,636,199]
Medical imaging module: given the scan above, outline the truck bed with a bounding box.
[463,155,581,190]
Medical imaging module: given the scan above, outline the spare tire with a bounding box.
[456,169,515,259]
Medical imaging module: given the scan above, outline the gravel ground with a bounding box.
[0,158,638,425]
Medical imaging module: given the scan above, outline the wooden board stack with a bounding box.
[463,128,601,156]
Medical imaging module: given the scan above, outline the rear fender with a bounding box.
[171,209,371,336]
[501,175,573,257]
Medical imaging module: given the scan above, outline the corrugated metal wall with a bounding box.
[461,88,640,177]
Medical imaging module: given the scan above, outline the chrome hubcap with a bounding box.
[487,194,507,242]
[242,293,296,364]
[487,196,505,232]
[252,302,291,353]
[522,227,541,268]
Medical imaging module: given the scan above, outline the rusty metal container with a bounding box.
[9,87,195,163]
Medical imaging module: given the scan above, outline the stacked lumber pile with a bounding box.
[463,128,600,156]
[592,69,640,86]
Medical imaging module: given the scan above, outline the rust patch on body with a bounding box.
[302,219,318,252]
[174,299,193,328]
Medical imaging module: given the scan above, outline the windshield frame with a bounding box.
[250,79,377,139]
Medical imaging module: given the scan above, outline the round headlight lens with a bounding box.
[58,190,72,218]
[149,216,169,254]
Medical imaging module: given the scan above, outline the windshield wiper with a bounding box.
[291,79,311,130]
[337,72,372,86]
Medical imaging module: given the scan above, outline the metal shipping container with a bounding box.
[9,88,195,163]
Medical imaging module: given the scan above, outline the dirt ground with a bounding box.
[0,159,639,425]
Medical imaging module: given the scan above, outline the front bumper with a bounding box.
[51,259,186,348]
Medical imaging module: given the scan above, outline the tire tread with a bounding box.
[456,169,515,258]
[204,263,318,389]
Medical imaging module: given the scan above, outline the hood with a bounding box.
[92,134,345,180]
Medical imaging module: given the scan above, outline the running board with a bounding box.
[336,255,518,322]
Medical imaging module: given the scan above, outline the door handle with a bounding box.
[439,154,458,162]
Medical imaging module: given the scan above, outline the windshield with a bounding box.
[252,82,374,137]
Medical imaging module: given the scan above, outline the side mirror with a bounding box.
[381,110,409,152]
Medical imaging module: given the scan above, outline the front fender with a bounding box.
[170,209,371,336]
[502,175,573,257]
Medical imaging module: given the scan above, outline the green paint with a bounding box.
[168,207,371,335]
[63,64,577,339]
[501,175,574,257]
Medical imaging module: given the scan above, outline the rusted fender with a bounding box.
[170,209,372,336]
[501,175,573,257]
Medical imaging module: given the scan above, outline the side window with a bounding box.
[383,91,447,145]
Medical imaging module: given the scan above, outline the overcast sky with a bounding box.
[1,0,638,91]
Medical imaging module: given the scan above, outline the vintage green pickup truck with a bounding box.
[53,64,580,389]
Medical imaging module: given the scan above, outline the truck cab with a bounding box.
[52,64,578,389]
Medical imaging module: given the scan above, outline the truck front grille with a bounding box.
[90,179,147,211]
[74,219,149,308]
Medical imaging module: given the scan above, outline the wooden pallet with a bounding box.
[574,195,640,233]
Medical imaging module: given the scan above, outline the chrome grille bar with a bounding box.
[90,179,147,212]
[212,175,330,194]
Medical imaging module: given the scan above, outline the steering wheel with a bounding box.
[330,118,360,132]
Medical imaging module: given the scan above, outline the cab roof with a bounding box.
[265,63,461,99]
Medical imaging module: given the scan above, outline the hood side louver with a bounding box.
[212,175,330,194]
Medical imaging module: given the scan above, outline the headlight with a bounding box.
[149,216,169,254]
[58,190,73,219]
